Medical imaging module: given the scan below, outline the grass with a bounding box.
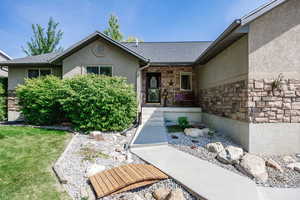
[166,125,184,133]
[0,126,71,200]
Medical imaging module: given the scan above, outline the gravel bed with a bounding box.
[167,129,300,188]
[55,128,197,200]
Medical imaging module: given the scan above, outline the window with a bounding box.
[180,72,192,91]
[86,66,112,76]
[28,69,52,78]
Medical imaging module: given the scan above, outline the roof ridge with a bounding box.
[121,41,212,43]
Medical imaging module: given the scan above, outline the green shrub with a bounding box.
[178,116,189,129]
[0,77,7,121]
[16,76,65,125]
[60,75,137,132]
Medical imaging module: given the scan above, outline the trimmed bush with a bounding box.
[60,75,137,131]
[0,77,7,121]
[16,76,65,125]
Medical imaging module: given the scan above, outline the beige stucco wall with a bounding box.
[8,66,62,90]
[62,39,140,87]
[196,35,249,89]
[249,0,300,79]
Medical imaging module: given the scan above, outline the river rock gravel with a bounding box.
[55,128,197,200]
[167,128,300,188]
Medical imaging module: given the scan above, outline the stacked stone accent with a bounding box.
[7,90,19,112]
[199,79,300,123]
[199,80,248,121]
[248,79,300,123]
[141,66,197,106]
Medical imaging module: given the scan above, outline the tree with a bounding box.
[124,36,144,42]
[22,17,63,56]
[103,14,123,41]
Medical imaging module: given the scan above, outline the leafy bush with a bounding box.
[178,116,189,129]
[0,77,7,121]
[60,75,137,131]
[16,76,65,125]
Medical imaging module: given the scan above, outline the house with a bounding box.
[0,50,11,77]
[0,0,299,154]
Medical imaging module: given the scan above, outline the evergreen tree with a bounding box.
[103,14,123,41]
[23,17,63,56]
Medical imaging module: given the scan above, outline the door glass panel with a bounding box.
[147,74,160,103]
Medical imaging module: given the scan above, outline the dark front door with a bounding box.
[146,73,161,103]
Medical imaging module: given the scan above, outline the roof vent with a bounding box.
[135,38,139,47]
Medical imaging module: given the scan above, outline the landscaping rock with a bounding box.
[89,131,104,141]
[153,187,171,200]
[166,189,185,200]
[144,192,153,200]
[286,162,300,172]
[118,193,144,200]
[85,164,105,177]
[184,128,203,138]
[217,146,243,164]
[201,128,210,135]
[240,154,268,182]
[266,159,283,172]
[283,156,296,164]
[206,142,224,153]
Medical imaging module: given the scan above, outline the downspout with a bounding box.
[136,61,151,125]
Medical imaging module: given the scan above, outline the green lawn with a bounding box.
[0,126,71,200]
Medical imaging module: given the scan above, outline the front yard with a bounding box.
[0,126,71,200]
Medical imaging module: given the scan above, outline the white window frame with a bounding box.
[180,72,192,91]
[27,68,52,78]
[85,65,113,76]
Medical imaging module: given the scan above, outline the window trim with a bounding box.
[180,72,192,91]
[27,68,53,78]
[85,65,113,76]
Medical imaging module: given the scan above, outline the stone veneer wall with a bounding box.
[199,79,300,123]
[142,66,197,106]
[7,90,19,112]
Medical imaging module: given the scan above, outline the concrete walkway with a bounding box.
[130,107,300,200]
[131,145,260,200]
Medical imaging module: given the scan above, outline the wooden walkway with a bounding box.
[89,164,168,198]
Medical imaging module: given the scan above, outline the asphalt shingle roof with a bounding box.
[0,52,60,65]
[0,41,212,65]
[122,41,212,64]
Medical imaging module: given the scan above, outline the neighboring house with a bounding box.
[0,0,299,154]
[0,50,11,77]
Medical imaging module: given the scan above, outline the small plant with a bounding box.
[208,131,215,138]
[271,73,284,91]
[178,117,189,129]
[79,146,110,162]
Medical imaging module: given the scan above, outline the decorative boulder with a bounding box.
[201,128,210,135]
[266,159,283,172]
[239,154,268,182]
[153,188,171,200]
[287,162,300,172]
[184,128,203,138]
[206,142,224,153]
[89,131,104,141]
[166,189,185,200]
[217,146,243,164]
[85,164,105,177]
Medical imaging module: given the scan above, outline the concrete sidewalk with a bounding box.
[131,145,260,200]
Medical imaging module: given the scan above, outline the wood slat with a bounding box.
[89,164,168,198]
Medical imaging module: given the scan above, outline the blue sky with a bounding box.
[0,0,269,58]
